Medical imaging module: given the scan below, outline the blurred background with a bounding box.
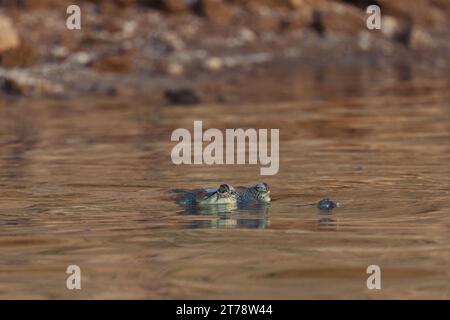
[0,0,449,99]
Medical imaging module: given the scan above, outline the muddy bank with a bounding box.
[0,0,449,99]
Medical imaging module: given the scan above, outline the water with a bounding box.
[0,64,449,299]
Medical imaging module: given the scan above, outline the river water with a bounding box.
[0,64,449,299]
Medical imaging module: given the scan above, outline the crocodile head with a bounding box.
[198,183,237,206]
[254,182,271,203]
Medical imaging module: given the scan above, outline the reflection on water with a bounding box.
[0,64,449,299]
[180,203,270,229]
[318,212,338,231]
[181,212,270,229]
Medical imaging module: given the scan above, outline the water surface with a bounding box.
[0,65,449,299]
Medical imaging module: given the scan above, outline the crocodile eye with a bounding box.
[256,182,269,192]
[218,184,230,194]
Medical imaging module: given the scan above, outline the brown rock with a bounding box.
[137,0,191,13]
[229,0,298,9]
[164,88,200,105]
[281,6,315,30]
[242,4,285,33]
[204,56,223,71]
[193,0,239,26]
[167,62,185,76]
[319,2,366,35]
[91,51,134,73]
[163,0,192,13]
[381,15,400,39]
[378,0,449,29]
[0,15,20,54]
[0,0,73,9]
[0,71,64,97]
[0,42,38,68]
[410,27,434,50]
[0,76,23,95]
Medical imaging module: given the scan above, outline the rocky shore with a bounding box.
[0,0,449,100]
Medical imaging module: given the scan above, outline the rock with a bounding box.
[378,0,449,29]
[281,7,315,31]
[358,31,373,51]
[193,0,238,26]
[0,71,64,97]
[163,0,193,13]
[0,0,72,9]
[70,52,92,65]
[410,27,434,50]
[288,0,303,8]
[319,2,366,35]
[151,31,186,53]
[121,21,138,38]
[0,76,23,95]
[393,22,413,46]
[381,15,400,38]
[167,62,185,76]
[164,88,200,105]
[248,5,283,33]
[91,51,134,73]
[231,0,298,9]
[204,56,223,71]
[161,31,185,51]
[51,46,69,59]
[138,0,193,13]
[238,27,256,43]
[309,10,325,36]
[0,14,20,54]
[225,27,257,46]
[0,42,38,68]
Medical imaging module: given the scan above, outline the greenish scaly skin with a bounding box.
[179,184,237,206]
[177,183,270,209]
[235,182,271,205]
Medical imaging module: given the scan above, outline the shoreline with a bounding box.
[1,1,449,99]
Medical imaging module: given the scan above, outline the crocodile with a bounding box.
[175,182,271,208]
